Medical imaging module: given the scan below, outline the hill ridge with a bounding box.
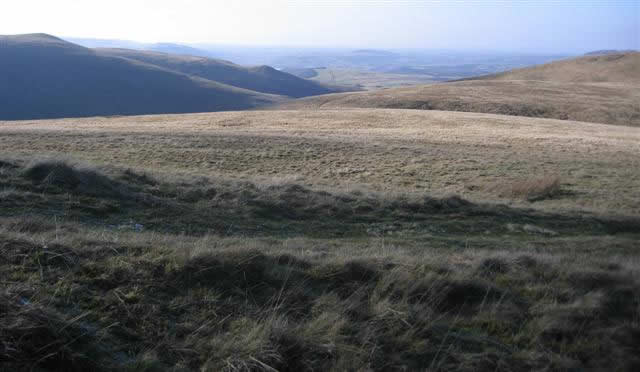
[96,47,334,97]
[469,52,640,84]
[278,52,640,126]
[0,34,283,120]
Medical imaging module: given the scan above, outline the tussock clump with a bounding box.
[204,316,285,371]
[310,260,380,288]
[0,237,78,270]
[514,255,539,269]
[567,270,627,292]
[399,275,504,313]
[0,160,18,169]
[174,250,282,292]
[274,253,313,269]
[432,195,473,210]
[22,160,123,197]
[389,195,472,214]
[120,168,158,186]
[601,286,640,318]
[434,279,504,313]
[0,294,104,371]
[3,216,57,234]
[500,176,562,202]
[535,289,640,370]
[476,257,510,277]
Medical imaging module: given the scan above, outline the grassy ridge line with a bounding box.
[277,53,640,127]
[95,48,335,98]
[469,52,640,84]
[278,80,640,126]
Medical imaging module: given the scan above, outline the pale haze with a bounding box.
[1,0,638,52]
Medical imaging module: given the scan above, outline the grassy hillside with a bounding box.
[476,52,640,83]
[0,34,283,120]
[2,109,639,216]
[1,109,639,370]
[97,48,334,97]
[279,53,640,126]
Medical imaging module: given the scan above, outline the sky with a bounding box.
[1,0,638,53]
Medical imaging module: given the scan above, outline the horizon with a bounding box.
[61,35,582,56]
[1,0,638,54]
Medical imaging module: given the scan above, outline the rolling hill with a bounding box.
[474,52,640,83]
[279,53,640,126]
[96,48,334,97]
[0,34,290,120]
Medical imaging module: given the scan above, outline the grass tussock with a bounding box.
[500,176,562,202]
[22,159,125,198]
[0,293,105,371]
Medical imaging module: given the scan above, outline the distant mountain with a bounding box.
[65,37,147,50]
[351,49,396,56]
[66,37,213,58]
[146,43,213,58]
[96,48,334,97]
[0,34,282,120]
[585,50,637,56]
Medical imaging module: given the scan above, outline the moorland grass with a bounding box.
[1,157,639,371]
[2,109,639,216]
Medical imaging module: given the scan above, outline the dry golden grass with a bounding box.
[277,53,640,126]
[2,109,639,215]
[277,80,640,126]
[483,52,640,84]
[499,176,562,201]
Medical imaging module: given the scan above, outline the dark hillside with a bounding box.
[97,48,335,97]
[0,34,281,120]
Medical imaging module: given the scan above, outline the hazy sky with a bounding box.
[1,0,638,52]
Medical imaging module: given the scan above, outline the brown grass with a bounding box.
[479,52,640,84]
[500,176,562,201]
[1,156,639,371]
[2,109,638,215]
[1,105,639,370]
[277,80,640,126]
[277,53,640,127]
